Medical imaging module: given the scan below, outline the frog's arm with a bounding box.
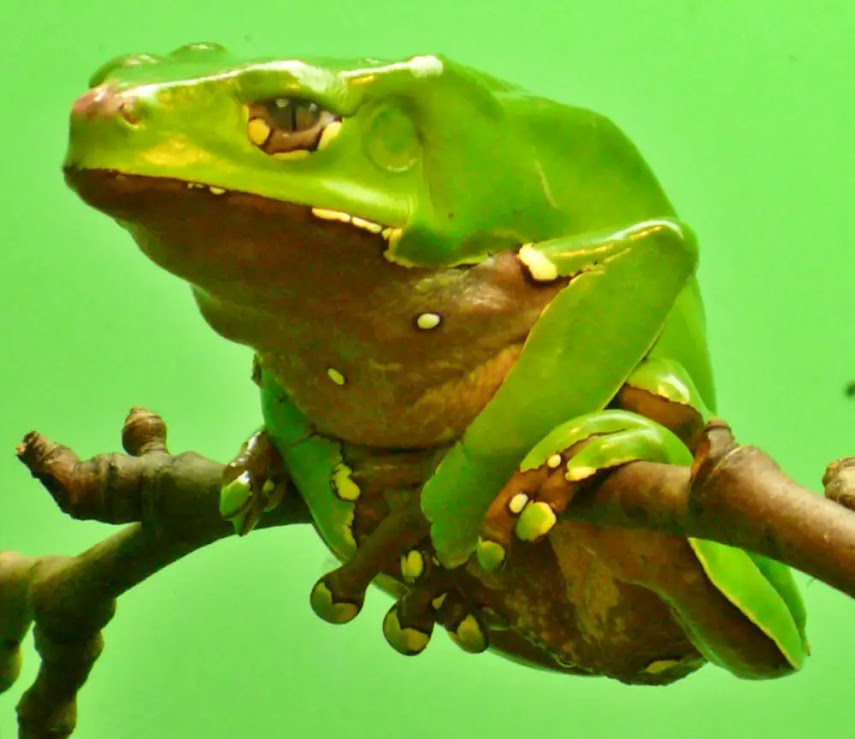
[421,218,697,567]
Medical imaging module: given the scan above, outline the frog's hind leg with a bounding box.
[309,499,427,624]
[570,524,797,680]
[310,497,494,658]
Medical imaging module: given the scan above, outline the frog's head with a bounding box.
[65,43,565,285]
[66,43,672,308]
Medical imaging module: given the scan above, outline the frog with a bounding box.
[63,42,808,684]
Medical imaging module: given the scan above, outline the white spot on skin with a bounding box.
[547,453,562,469]
[518,244,559,282]
[352,217,383,233]
[408,55,444,77]
[416,312,441,330]
[312,208,352,224]
[209,186,226,195]
[508,492,529,515]
[327,368,346,385]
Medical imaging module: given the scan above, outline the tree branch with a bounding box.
[2,411,855,737]
[561,420,855,597]
[0,408,310,739]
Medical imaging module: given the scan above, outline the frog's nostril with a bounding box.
[117,100,140,125]
[71,86,140,124]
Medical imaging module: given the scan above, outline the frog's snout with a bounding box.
[71,86,140,125]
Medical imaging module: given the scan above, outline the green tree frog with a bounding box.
[63,42,808,684]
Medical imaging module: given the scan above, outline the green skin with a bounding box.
[64,42,807,681]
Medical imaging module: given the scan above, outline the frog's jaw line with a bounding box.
[186,181,227,196]
[310,206,405,246]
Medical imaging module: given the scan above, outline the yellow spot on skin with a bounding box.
[317,120,342,150]
[448,614,487,653]
[327,368,346,385]
[352,217,383,233]
[475,538,506,572]
[565,464,597,482]
[273,149,311,161]
[208,186,226,195]
[514,501,557,542]
[383,607,430,655]
[644,659,680,675]
[312,208,352,224]
[247,117,271,146]
[416,312,441,330]
[382,227,403,246]
[547,453,562,469]
[400,550,425,583]
[508,492,529,515]
[310,581,360,624]
[431,593,448,610]
[331,463,361,501]
[518,243,559,282]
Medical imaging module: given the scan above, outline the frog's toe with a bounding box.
[514,499,558,542]
[446,612,489,653]
[383,596,434,656]
[219,471,257,534]
[431,591,490,653]
[221,428,288,535]
[310,570,366,624]
[475,537,508,572]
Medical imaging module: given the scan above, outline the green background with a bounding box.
[2,1,853,737]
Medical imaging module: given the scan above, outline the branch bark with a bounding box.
[1,411,854,737]
[0,408,310,739]
[562,421,855,597]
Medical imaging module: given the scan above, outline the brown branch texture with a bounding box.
[1,409,855,737]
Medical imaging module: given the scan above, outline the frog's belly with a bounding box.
[258,342,524,448]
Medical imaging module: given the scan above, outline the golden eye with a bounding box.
[247,98,339,156]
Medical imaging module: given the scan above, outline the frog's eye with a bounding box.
[246,98,340,158]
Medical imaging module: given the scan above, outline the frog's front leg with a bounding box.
[474,354,711,568]
[423,218,700,567]
[476,409,692,571]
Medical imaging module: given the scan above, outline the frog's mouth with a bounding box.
[63,167,412,304]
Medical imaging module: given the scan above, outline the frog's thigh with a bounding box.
[571,523,792,679]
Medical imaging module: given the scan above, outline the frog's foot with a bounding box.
[309,501,428,625]
[382,573,491,656]
[220,429,289,536]
[477,410,692,572]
